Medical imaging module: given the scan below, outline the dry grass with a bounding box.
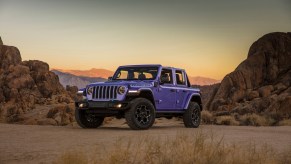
[239,113,273,126]
[54,131,291,164]
[202,111,290,126]
[278,119,291,126]
[201,110,214,124]
[215,115,240,126]
[54,151,88,164]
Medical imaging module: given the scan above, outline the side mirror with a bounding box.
[159,77,164,85]
[108,77,112,81]
[154,81,159,87]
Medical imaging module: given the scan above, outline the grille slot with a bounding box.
[92,86,118,100]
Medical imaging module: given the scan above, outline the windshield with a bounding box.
[113,67,159,80]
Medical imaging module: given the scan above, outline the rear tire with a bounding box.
[125,98,156,130]
[75,108,104,128]
[183,102,201,128]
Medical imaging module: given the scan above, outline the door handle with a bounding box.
[170,89,176,92]
[182,90,187,92]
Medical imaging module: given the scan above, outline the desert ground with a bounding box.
[0,118,291,164]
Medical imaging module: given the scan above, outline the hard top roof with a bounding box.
[118,64,184,70]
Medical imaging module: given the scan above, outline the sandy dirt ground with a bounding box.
[0,118,291,164]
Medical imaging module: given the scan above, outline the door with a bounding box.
[175,70,188,109]
[155,68,176,110]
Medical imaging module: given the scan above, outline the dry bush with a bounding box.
[215,115,240,126]
[278,119,291,126]
[262,112,282,125]
[264,112,281,121]
[55,131,291,164]
[54,151,88,164]
[239,113,271,126]
[201,110,214,124]
[277,147,291,163]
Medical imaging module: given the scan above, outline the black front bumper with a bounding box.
[75,100,130,110]
[75,100,131,117]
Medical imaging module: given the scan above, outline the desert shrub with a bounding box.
[239,113,270,126]
[215,115,240,126]
[262,111,283,125]
[99,132,276,164]
[54,151,88,164]
[278,119,291,126]
[277,147,291,163]
[201,110,214,124]
[55,131,291,164]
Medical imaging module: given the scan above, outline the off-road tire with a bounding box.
[125,98,156,130]
[183,102,201,128]
[75,108,104,128]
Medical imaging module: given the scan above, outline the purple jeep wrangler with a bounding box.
[75,64,202,130]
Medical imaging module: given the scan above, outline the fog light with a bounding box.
[79,103,86,108]
[115,104,122,108]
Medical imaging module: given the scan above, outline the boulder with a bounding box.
[0,43,74,125]
[274,83,287,94]
[5,65,35,89]
[278,96,291,118]
[46,104,74,125]
[207,32,291,121]
[23,60,66,98]
[37,118,57,126]
[248,91,259,100]
[258,85,274,97]
[66,85,78,99]
[0,45,22,70]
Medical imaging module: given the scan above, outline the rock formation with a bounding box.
[0,43,74,124]
[206,32,291,121]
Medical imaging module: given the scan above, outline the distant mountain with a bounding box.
[52,70,107,89]
[53,68,114,78]
[188,76,220,86]
[53,68,219,86]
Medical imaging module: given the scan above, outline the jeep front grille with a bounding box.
[92,86,118,100]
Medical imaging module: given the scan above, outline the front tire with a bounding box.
[75,108,104,128]
[125,98,156,130]
[183,102,201,128]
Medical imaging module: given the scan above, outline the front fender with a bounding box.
[184,93,202,110]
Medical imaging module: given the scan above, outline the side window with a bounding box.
[175,70,186,85]
[133,72,153,79]
[116,70,128,79]
[160,69,173,84]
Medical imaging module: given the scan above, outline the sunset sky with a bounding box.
[1,0,290,79]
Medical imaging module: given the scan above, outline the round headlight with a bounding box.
[117,86,126,95]
[87,87,93,95]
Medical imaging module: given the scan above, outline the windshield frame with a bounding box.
[112,66,159,81]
